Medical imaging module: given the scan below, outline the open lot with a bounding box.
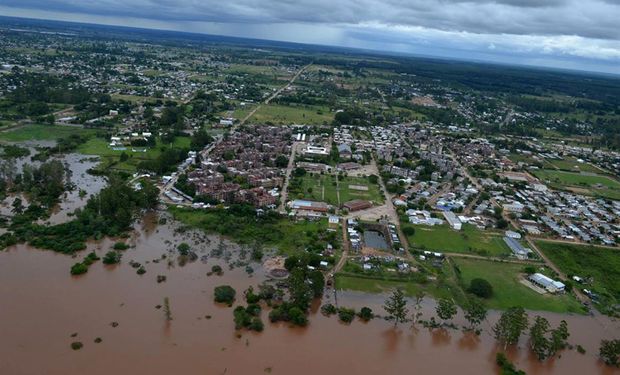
[533,169,620,200]
[536,240,620,313]
[452,257,585,313]
[248,103,333,125]
[403,223,512,257]
[545,157,602,174]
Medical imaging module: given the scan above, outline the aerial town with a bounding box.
[0,14,619,375]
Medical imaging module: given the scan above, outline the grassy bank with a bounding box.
[535,240,620,314]
[0,124,100,142]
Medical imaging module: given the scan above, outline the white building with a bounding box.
[443,211,462,230]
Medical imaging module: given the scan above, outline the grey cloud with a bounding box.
[2,0,620,40]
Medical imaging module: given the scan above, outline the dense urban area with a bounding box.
[1,17,620,375]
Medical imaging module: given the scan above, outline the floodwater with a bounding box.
[0,144,106,224]
[0,213,619,375]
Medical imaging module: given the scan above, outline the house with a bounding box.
[328,215,340,228]
[290,199,330,213]
[343,200,372,212]
[504,237,531,259]
[337,143,352,158]
[443,211,462,230]
[529,273,565,293]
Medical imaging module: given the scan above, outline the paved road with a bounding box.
[279,141,302,212]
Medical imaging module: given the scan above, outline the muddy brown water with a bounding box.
[0,214,618,375]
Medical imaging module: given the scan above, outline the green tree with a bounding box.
[599,339,620,367]
[436,298,457,324]
[493,307,529,350]
[177,242,191,256]
[468,278,493,299]
[288,268,312,310]
[529,316,551,361]
[384,288,409,327]
[549,320,570,356]
[358,307,374,322]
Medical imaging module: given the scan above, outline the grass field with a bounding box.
[533,169,620,200]
[248,103,333,125]
[535,240,620,313]
[0,124,100,142]
[288,174,384,206]
[452,258,585,313]
[403,223,512,257]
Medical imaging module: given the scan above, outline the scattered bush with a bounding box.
[113,242,129,250]
[338,307,356,324]
[71,342,83,351]
[321,303,337,316]
[358,307,374,321]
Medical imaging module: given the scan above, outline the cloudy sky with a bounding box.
[1,0,619,74]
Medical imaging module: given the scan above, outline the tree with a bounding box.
[549,320,570,356]
[411,291,425,325]
[214,285,236,306]
[464,299,487,330]
[402,226,415,236]
[70,262,88,275]
[468,278,493,299]
[308,270,325,298]
[599,339,620,367]
[496,353,526,375]
[288,268,312,310]
[436,298,457,324]
[493,307,529,349]
[384,288,409,327]
[177,242,191,256]
[275,154,289,168]
[529,316,551,361]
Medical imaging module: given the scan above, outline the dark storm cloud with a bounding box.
[2,0,619,40]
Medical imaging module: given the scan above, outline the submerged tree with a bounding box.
[411,291,425,325]
[464,298,487,330]
[163,297,172,321]
[436,298,457,325]
[384,288,409,327]
[599,339,620,367]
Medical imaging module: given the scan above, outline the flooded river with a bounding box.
[0,213,618,375]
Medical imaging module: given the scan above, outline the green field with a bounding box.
[452,258,585,313]
[535,240,620,314]
[533,169,620,200]
[403,223,512,257]
[288,174,384,206]
[248,103,333,125]
[546,157,601,174]
[0,124,100,142]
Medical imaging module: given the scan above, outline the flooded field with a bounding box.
[0,213,618,375]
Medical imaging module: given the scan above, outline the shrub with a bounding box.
[358,307,374,321]
[71,342,83,350]
[402,226,415,236]
[177,242,191,256]
[321,303,337,316]
[249,317,264,332]
[113,242,129,250]
[102,251,121,265]
[70,262,88,275]
[338,307,356,324]
[468,278,493,299]
[137,266,146,275]
[214,285,236,305]
[288,306,308,326]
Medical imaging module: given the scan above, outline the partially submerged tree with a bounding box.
[436,298,457,325]
[464,299,487,330]
[493,307,529,350]
[384,288,409,327]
